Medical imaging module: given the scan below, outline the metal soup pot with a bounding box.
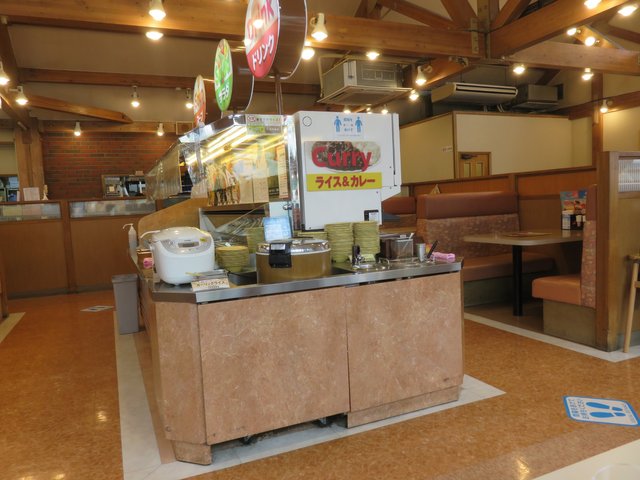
[255,238,331,284]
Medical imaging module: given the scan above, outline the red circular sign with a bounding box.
[244,0,280,78]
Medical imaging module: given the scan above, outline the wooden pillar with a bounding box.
[13,120,45,198]
[591,74,604,167]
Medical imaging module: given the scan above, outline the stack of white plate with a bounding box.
[353,221,380,256]
[325,222,354,263]
[216,245,250,272]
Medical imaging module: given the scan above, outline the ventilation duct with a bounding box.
[431,82,518,105]
[318,60,411,105]
[511,84,559,110]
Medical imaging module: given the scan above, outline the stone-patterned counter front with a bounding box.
[143,267,463,465]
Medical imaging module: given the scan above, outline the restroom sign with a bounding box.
[564,396,639,426]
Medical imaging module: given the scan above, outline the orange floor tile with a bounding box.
[1,290,639,480]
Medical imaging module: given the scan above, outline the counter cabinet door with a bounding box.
[198,287,350,445]
[346,273,464,413]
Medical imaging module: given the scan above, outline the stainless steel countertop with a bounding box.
[145,259,463,304]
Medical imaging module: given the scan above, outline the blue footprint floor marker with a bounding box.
[564,396,640,426]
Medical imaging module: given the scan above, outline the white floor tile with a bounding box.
[464,313,640,362]
[533,440,640,479]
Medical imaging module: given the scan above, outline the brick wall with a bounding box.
[42,132,177,199]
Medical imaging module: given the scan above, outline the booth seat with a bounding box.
[532,185,597,346]
[416,191,555,285]
[381,195,417,232]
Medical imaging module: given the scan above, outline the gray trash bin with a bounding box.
[112,273,139,334]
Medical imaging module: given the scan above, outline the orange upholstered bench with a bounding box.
[416,191,555,284]
[381,196,417,233]
[532,185,597,346]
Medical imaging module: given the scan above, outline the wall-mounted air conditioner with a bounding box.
[318,60,411,105]
[431,82,518,105]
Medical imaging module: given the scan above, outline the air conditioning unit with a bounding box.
[431,82,518,105]
[318,60,411,105]
[512,84,558,110]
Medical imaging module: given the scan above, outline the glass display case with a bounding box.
[181,114,294,208]
[0,202,61,222]
[69,198,156,218]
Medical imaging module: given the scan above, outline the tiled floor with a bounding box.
[1,290,639,480]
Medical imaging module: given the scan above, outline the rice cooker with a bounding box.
[148,227,215,285]
[256,238,331,284]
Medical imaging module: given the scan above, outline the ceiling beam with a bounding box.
[506,41,640,75]
[441,0,478,29]
[490,0,630,57]
[491,0,530,30]
[554,89,640,119]
[0,1,484,60]
[354,0,370,18]
[421,57,475,88]
[0,0,247,40]
[26,94,133,123]
[375,0,458,29]
[477,0,500,32]
[19,68,321,96]
[593,23,640,44]
[41,120,183,134]
[320,14,483,58]
[574,26,619,49]
[0,91,31,129]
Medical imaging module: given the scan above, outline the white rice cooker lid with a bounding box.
[151,227,212,254]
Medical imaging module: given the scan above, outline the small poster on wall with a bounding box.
[560,189,587,230]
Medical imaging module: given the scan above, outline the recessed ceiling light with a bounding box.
[146,30,163,41]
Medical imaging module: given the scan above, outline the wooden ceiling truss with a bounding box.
[0,0,639,130]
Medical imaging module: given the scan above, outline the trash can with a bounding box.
[112,273,139,334]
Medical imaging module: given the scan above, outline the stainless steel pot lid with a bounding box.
[256,238,330,255]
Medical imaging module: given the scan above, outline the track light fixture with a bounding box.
[366,51,380,60]
[343,106,351,114]
[301,40,315,60]
[366,107,372,114]
[600,99,610,113]
[584,0,601,9]
[310,13,328,42]
[149,0,166,21]
[15,86,28,106]
[74,122,82,137]
[185,88,193,109]
[582,68,594,81]
[0,61,9,86]
[381,105,389,115]
[157,123,165,136]
[415,66,427,86]
[409,89,419,101]
[131,86,140,108]
[512,64,526,75]
[145,30,163,41]
[618,3,638,15]
[584,35,597,46]
[566,27,579,36]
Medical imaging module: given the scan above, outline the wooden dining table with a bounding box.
[463,229,584,316]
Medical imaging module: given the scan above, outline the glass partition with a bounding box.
[69,199,155,218]
[0,202,61,222]
[181,114,291,207]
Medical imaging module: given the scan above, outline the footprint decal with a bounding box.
[587,402,626,418]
